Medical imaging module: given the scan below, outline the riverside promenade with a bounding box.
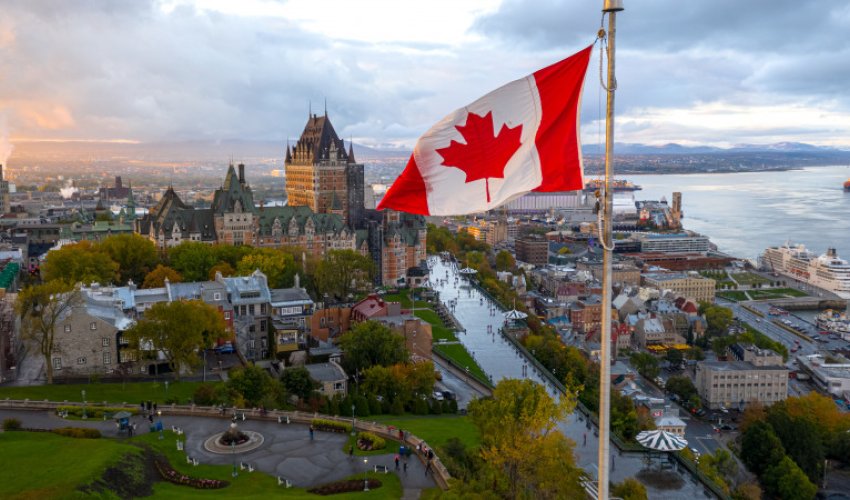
[429,256,717,499]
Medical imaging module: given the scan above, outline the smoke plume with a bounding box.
[60,180,78,199]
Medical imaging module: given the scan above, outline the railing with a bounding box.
[1,398,452,490]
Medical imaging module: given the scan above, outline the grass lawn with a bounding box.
[730,272,771,286]
[717,291,749,302]
[0,380,213,406]
[0,431,138,500]
[432,344,489,385]
[749,288,809,299]
[371,415,480,450]
[1,430,403,499]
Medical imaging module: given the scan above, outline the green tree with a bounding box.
[227,364,285,408]
[740,420,786,476]
[731,482,762,500]
[665,375,698,402]
[168,242,218,282]
[280,366,318,403]
[41,240,119,285]
[142,264,182,289]
[665,348,684,365]
[629,352,660,379]
[495,250,515,272]
[766,407,825,482]
[16,281,81,383]
[703,304,733,336]
[338,321,407,373]
[611,477,648,500]
[315,249,375,300]
[123,299,227,380]
[686,346,705,360]
[237,248,296,288]
[98,233,158,285]
[469,379,583,499]
[762,456,817,500]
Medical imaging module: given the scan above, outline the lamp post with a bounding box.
[363,458,369,491]
[351,404,356,437]
[164,380,169,396]
[81,390,87,419]
[157,410,163,440]
[203,349,207,382]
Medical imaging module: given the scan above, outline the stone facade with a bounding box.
[695,360,788,410]
[641,272,716,303]
[52,303,120,377]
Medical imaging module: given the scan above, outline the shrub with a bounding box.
[390,398,404,416]
[413,398,429,415]
[53,427,101,439]
[154,459,229,489]
[192,384,220,406]
[368,397,382,415]
[449,399,458,414]
[56,406,138,419]
[430,399,443,415]
[311,418,352,433]
[309,479,382,495]
[357,431,386,451]
[2,418,21,431]
[354,395,370,417]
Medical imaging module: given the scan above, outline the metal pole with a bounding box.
[599,1,623,499]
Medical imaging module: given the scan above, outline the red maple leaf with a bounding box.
[435,111,523,203]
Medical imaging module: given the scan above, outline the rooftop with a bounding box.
[304,362,346,382]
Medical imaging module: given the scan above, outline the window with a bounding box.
[77,357,87,365]
[90,322,97,330]
[64,324,71,332]
[102,338,110,347]
[260,320,266,332]
[103,352,111,365]
[214,292,221,301]
[249,339,256,348]
[224,312,231,320]
[53,358,62,370]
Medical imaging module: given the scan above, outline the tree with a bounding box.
[469,379,583,499]
[629,351,659,379]
[315,249,375,300]
[208,262,235,280]
[98,234,158,285]
[686,346,705,360]
[731,482,762,500]
[665,375,698,402]
[338,321,407,373]
[142,265,182,289]
[237,248,296,288]
[762,456,817,500]
[611,478,648,500]
[227,364,285,408]
[740,420,785,476]
[495,250,515,272]
[665,348,684,365]
[766,406,825,482]
[280,366,318,403]
[123,299,227,380]
[168,242,218,282]
[16,281,81,383]
[703,304,733,336]
[41,241,119,285]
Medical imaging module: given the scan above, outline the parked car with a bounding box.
[215,342,235,354]
[441,390,456,401]
[432,391,444,401]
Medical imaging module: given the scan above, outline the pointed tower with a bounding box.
[126,181,136,220]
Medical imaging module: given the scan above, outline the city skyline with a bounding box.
[1,0,849,151]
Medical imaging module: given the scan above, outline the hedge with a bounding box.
[357,431,386,451]
[56,406,139,420]
[311,418,352,434]
[52,427,102,439]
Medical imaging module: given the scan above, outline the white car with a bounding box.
[432,391,444,401]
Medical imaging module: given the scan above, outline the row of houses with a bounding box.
[50,271,433,384]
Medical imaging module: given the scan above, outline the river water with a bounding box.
[627,165,850,260]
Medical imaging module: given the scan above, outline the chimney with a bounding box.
[238,163,245,184]
[294,273,300,289]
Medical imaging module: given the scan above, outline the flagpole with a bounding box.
[598,1,623,499]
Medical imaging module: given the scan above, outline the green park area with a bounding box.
[0,430,404,499]
[0,381,206,406]
[371,414,480,450]
[748,287,808,299]
[729,271,771,286]
[716,290,749,302]
[383,289,490,386]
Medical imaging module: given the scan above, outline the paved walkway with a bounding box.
[0,409,437,492]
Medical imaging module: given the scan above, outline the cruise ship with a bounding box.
[760,243,850,299]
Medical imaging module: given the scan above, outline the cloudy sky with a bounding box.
[2,0,849,149]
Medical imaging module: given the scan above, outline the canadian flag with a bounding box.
[377,45,592,216]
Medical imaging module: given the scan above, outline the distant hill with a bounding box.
[583,142,848,155]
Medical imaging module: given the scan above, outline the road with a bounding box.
[429,256,714,499]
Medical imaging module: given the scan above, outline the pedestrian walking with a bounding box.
[309,425,314,441]
[425,459,432,476]
[394,454,400,470]
[153,402,157,413]
[349,445,354,458]
[403,461,408,474]
[148,414,153,423]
